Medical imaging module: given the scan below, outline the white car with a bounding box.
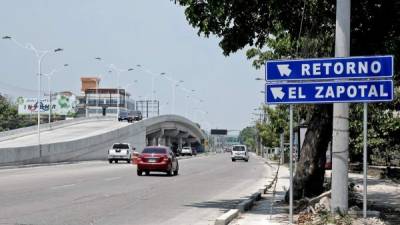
[108,143,133,163]
[180,147,193,156]
[231,145,249,162]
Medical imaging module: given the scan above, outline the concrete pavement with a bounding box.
[231,160,290,225]
[0,153,269,225]
[0,120,130,147]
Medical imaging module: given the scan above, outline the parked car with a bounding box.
[108,143,134,163]
[137,146,179,176]
[231,145,249,162]
[180,146,193,156]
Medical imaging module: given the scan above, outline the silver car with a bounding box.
[231,145,249,162]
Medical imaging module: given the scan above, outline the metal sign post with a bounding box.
[265,54,394,221]
[363,103,368,218]
[289,105,294,224]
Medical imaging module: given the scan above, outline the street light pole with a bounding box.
[124,80,138,110]
[2,36,63,146]
[135,65,165,107]
[109,64,134,120]
[43,64,68,126]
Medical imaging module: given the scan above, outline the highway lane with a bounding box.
[0,153,269,225]
[0,120,130,148]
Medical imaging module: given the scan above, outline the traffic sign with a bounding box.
[265,80,393,104]
[210,129,228,135]
[266,55,393,81]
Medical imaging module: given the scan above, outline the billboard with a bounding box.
[17,94,77,116]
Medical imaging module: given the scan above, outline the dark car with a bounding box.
[137,146,179,176]
[118,110,143,123]
[130,110,143,121]
[118,111,129,122]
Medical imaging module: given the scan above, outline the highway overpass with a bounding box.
[0,115,206,166]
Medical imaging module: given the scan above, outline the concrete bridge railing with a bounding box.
[0,115,205,166]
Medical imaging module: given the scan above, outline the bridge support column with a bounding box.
[165,136,171,147]
[178,137,183,150]
[152,137,158,146]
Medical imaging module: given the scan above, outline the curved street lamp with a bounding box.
[42,63,69,126]
[2,35,63,145]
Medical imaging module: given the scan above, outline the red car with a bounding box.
[137,146,179,176]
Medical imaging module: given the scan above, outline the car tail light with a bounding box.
[163,155,169,162]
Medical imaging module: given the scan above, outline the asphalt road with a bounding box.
[0,120,129,148]
[0,153,269,225]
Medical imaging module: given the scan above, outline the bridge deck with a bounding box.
[0,120,130,148]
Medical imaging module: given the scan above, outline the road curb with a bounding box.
[213,155,278,225]
[215,209,239,225]
[214,191,263,225]
[237,191,262,212]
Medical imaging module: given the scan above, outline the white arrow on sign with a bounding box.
[270,87,285,99]
[277,64,291,77]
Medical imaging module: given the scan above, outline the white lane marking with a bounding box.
[104,176,121,181]
[51,183,76,190]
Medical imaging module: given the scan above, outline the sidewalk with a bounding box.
[225,156,400,225]
[349,172,400,224]
[231,160,290,225]
[349,172,400,210]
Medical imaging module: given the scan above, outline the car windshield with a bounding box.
[131,111,141,116]
[112,144,129,149]
[142,148,167,154]
[233,146,245,151]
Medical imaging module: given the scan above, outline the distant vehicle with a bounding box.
[118,111,130,122]
[231,145,249,162]
[224,147,232,153]
[130,110,143,121]
[180,146,193,156]
[118,110,143,122]
[137,146,179,176]
[108,143,134,163]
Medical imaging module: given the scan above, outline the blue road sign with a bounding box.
[265,80,393,104]
[265,55,393,81]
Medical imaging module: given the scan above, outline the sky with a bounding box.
[0,0,265,131]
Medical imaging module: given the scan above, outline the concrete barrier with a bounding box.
[0,121,146,166]
[0,116,114,142]
[0,115,205,166]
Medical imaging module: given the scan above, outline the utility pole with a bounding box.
[280,133,284,164]
[331,0,351,214]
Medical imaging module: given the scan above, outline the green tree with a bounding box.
[238,126,257,150]
[173,0,400,200]
[0,96,36,131]
[349,88,400,166]
[256,105,289,148]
